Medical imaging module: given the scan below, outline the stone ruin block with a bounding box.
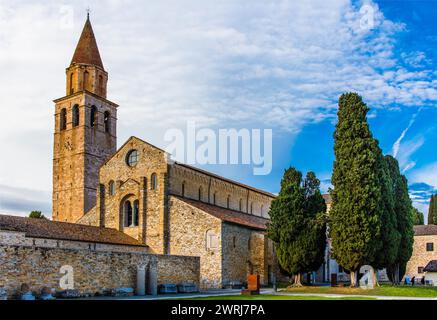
[158,284,178,294]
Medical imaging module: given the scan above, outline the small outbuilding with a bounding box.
[423,260,437,286]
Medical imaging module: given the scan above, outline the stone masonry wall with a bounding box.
[0,241,199,299]
[168,196,223,289]
[168,164,273,218]
[406,235,437,278]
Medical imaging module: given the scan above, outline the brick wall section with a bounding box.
[406,235,437,278]
[0,241,199,298]
[168,196,223,289]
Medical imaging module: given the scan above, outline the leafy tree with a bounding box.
[384,156,414,284]
[329,93,382,287]
[412,208,424,225]
[29,211,46,219]
[428,194,437,225]
[268,169,327,286]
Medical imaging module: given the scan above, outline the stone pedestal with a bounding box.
[147,263,158,296]
[136,265,146,296]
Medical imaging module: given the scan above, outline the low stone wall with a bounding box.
[0,243,199,299]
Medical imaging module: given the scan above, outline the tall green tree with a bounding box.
[329,92,383,287]
[412,208,424,225]
[384,156,414,284]
[268,168,327,286]
[428,194,437,225]
[372,155,400,284]
[268,167,306,285]
[29,211,46,219]
[302,172,327,273]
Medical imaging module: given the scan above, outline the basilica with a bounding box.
[51,15,277,289]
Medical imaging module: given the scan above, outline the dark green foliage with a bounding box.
[268,168,327,276]
[29,211,46,219]
[373,155,401,269]
[428,194,437,225]
[329,93,382,272]
[412,208,424,225]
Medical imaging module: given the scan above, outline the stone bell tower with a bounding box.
[53,14,118,222]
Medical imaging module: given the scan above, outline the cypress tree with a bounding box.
[268,169,327,285]
[302,172,327,274]
[412,208,424,225]
[428,194,437,225]
[268,167,306,285]
[329,93,382,287]
[385,156,414,284]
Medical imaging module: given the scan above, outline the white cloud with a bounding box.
[0,0,436,215]
[392,109,421,158]
[410,162,437,189]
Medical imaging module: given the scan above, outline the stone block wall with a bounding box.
[168,196,223,289]
[406,235,437,278]
[0,241,199,299]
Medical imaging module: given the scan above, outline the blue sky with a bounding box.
[0,0,435,220]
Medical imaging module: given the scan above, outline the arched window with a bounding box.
[60,108,67,131]
[233,236,236,248]
[198,187,203,201]
[239,199,243,211]
[109,180,115,196]
[99,75,104,95]
[182,182,185,197]
[151,173,157,190]
[90,105,97,127]
[206,230,218,250]
[69,73,74,95]
[124,200,132,227]
[133,200,139,226]
[104,111,110,133]
[250,202,253,214]
[83,71,89,91]
[72,105,79,127]
[227,195,230,209]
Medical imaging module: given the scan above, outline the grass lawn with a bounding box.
[186,294,374,300]
[282,284,437,298]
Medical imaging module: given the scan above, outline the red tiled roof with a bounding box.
[71,16,104,69]
[414,225,437,236]
[173,196,269,231]
[0,215,145,247]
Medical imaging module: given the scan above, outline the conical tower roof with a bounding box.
[70,15,104,69]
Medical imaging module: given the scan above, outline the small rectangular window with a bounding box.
[418,267,424,274]
[426,243,434,251]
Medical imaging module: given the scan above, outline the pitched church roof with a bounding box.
[0,214,145,247]
[173,196,269,231]
[71,15,104,69]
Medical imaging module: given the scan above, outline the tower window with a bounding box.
[109,180,115,196]
[72,105,79,127]
[90,105,97,127]
[70,73,74,95]
[104,111,110,133]
[151,173,158,190]
[126,149,139,167]
[83,71,89,91]
[60,108,67,131]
